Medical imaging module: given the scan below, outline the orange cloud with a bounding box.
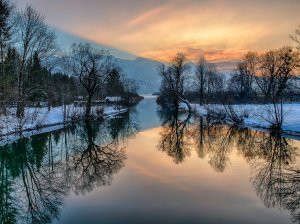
[141,48,249,63]
[127,6,166,27]
[16,0,300,62]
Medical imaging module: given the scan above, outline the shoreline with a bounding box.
[0,107,129,145]
[189,103,300,140]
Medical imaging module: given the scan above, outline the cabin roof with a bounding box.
[105,96,123,102]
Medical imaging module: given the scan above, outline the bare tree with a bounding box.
[195,56,225,104]
[228,52,257,102]
[195,56,208,105]
[255,47,300,130]
[14,5,57,118]
[158,53,191,112]
[122,77,139,105]
[290,24,300,51]
[206,63,224,99]
[69,43,113,118]
[123,78,139,95]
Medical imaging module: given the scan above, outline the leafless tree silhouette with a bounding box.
[158,110,192,164]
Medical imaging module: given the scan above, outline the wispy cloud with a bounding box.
[15,0,300,62]
[128,6,167,27]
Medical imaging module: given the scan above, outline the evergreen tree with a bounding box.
[26,52,48,102]
[0,0,13,82]
[106,67,124,96]
[0,0,13,114]
[3,46,18,99]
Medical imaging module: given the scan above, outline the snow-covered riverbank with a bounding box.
[190,103,300,135]
[0,104,128,138]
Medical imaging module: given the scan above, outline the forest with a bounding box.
[0,1,140,123]
[158,41,300,132]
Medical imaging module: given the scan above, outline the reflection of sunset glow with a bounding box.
[16,0,300,62]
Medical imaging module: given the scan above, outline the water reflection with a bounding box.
[70,121,127,195]
[0,135,67,224]
[158,109,300,223]
[1,99,300,224]
[249,134,300,223]
[193,118,235,172]
[158,109,192,164]
[0,112,138,224]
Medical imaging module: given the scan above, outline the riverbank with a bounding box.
[189,103,300,137]
[0,104,128,140]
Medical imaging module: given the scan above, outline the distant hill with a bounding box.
[55,29,238,94]
[117,57,162,94]
[117,58,238,94]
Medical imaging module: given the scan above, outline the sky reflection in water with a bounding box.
[0,98,300,224]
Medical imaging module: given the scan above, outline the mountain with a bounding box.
[55,29,237,94]
[56,29,162,94]
[117,57,162,94]
[117,58,237,94]
[55,28,136,60]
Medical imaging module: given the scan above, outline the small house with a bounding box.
[105,96,123,103]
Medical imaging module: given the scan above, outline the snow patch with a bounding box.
[192,103,300,133]
[0,104,128,138]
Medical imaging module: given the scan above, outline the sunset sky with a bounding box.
[15,0,300,62]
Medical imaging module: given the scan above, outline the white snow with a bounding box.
[104,96,123,102]
[179,102,189,111]
[103,106,128,118]
[191,103,300,133]
[0,104,128,137]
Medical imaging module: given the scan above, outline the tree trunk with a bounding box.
[178,95,192,114]
[0,43,6,115]
[17,47,27,118]
[17,66,26,118]
[200,74,204,105]
[85,95,92,119]
[47,100,51,112]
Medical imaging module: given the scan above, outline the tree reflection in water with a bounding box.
[193,117,236,172]
[248,134,300,223]
[70,121,127,195]
[158,109,192,164]
[0,112,138,224]
[0,135,68,224]
[158,110,300,222]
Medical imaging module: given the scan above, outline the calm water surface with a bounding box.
[1,98,300,224]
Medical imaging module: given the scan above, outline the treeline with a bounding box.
[67,43,140,118]
[0,1,139,118]
[1,47,78,108]
[158,43,300,130]
[159,48,299,106]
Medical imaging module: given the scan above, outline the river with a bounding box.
[0,97,300,224]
